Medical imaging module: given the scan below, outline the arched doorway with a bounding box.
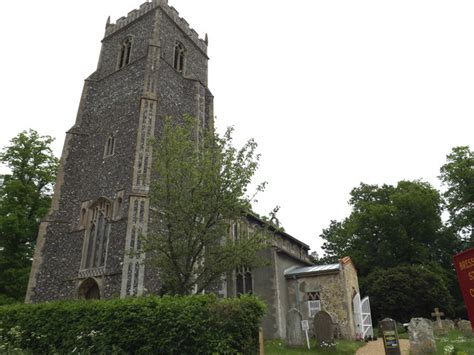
[78,278,101,300]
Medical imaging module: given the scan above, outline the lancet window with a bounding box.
[118,38,133,69]
[104,134,115,158]
[173,41,186,72]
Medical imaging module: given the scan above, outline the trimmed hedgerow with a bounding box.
[0,294,266,354]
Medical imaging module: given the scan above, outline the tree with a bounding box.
[319,180,465,318]
[363,265,455,323]
[321,180,454,277]
[440,146,474,246]
[144,116,267,295]
[0,130,58,304]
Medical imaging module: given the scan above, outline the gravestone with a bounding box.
[313,310,335,348]
[286,308,303,346]
[457,320,473,338]
[441,319,454,331]
[408,318,436,354]
[431,307,446,335]
[379,318,401,355]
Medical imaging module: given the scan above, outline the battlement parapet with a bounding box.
[104,0,207,53]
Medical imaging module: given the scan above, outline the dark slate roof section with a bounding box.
[284,263,341,278]
[245,212,310,251]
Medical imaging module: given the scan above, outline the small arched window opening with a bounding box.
[78,278,101,300]
[118,38,133,69]
[104,135,115,158]
[173,42,186,72]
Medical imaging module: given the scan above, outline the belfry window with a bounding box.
[173,41,185,72]
[104,135,115,158]
[81,199,111,269]
[118,38,133,69]
[236,266,253,295]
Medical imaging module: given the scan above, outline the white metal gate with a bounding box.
[361,296,374,338]
[352,292,363,339]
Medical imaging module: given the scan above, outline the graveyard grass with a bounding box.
[436,330,474,355]
[264,339,364,354]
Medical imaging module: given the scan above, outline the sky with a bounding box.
[1,1,473,255]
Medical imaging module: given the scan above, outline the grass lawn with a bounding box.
[436,330,474,355]
[264,339,365,354]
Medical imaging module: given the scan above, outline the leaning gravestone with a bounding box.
[286,308,303,346]
[457,320,473,338]
[408,318,436,354]
[313,310,335,348]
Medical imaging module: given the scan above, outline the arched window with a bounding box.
[118,38,133,69]
[236,266,253,296]
[104,134,115,158]
[81,198,112,270]
[78,278,101,300]
[173,41,185,72]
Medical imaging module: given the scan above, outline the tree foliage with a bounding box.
[440,146,474,246]
[144,116,267,295]
[0,130,58,304]
[363,265,455,323]
[321,180,456,277]
[319,180,465,320]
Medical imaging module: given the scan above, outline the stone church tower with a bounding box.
[26,0,213,302]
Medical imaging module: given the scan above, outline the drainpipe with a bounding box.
[293,275,300,310]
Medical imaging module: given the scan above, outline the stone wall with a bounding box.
[285,260,360,341]
[26,1,211,303]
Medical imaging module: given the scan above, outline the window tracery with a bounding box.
[173,41,185,72]
[81,199,112,270]
[118,37,133,69]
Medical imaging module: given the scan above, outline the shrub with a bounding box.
[363,264,454,323]
[0,294,266,354]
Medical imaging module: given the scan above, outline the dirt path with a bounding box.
[356,339,410,355]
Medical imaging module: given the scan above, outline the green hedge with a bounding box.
[0,294,266,354]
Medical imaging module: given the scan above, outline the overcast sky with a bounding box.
[1,1,473,255]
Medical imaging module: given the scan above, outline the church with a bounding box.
[26,0,366,341]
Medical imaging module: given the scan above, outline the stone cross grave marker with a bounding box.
[313,310,335,348]
[431,308,444,329]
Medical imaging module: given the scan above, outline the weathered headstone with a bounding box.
[441,319,454,331]
[286,308,303,346]
[379,318,401,355]
[457,320,474,338]
[408,318,436,354]
[313,310,335,348]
